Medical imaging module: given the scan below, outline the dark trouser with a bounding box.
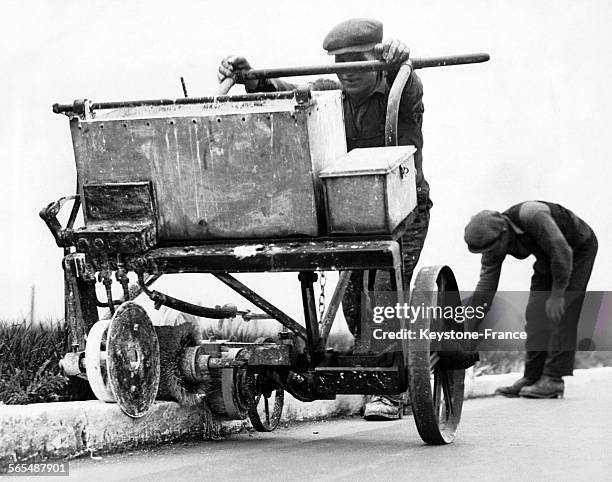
[342,197,431,404]
[342,196,431,347]
[523,232,598,380]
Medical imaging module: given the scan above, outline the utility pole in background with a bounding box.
[29,284,36,324]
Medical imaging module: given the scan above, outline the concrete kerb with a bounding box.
[0,395,366,464]
[2,367,610,463]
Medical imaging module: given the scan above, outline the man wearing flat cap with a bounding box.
[464,201,597,398]
[218,18,429,420]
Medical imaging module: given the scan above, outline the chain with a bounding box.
[318,271,327,324]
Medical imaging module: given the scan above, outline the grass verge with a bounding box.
[0,321,92,404]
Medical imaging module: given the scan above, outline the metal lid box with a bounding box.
[65,90,346,241]
[320,146,417,234]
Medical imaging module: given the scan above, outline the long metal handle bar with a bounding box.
[53,53,489,113]
[216,53,488,95]
[236,53,489,81]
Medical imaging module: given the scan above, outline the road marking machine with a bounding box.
[43,54,488,444]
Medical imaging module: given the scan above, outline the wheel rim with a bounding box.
[408,266,465,445]
[219,348,250,419]
[247,371,284,432]
[84,318,115,402]
[430,353,462,437]
[107,302,160,418]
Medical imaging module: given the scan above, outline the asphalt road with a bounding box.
[62,374,612,481]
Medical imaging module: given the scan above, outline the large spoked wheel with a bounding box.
[246,371,284,432]
[407,265,465,445]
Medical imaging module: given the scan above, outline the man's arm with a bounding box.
[218,55,342,94]
[464,253,504,349]
[471,253,505,312]
[245,78,299,93]
[217,55,300,93]
[248,77,342,93]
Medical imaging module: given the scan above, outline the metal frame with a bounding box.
[43,50,490,441]
[126,233,407,370]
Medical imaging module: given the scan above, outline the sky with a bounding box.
[1,0,611,321]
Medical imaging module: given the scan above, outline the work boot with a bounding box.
[494,377,536,398]
[363,395,402,421]
[519,376,564,399]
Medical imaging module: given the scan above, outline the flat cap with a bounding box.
[323,18,383,55]
[464,210,508,252]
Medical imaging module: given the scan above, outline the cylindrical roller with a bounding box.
[220,348,248,419]
[156,323,211,406]
[203,348,249,419]
[181,345,202,383]
[84,318,115,402]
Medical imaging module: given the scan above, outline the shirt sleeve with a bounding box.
[246,77,341,93]
[518,203,573,292]
[245,78,298,92]
[471,253,505,313]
